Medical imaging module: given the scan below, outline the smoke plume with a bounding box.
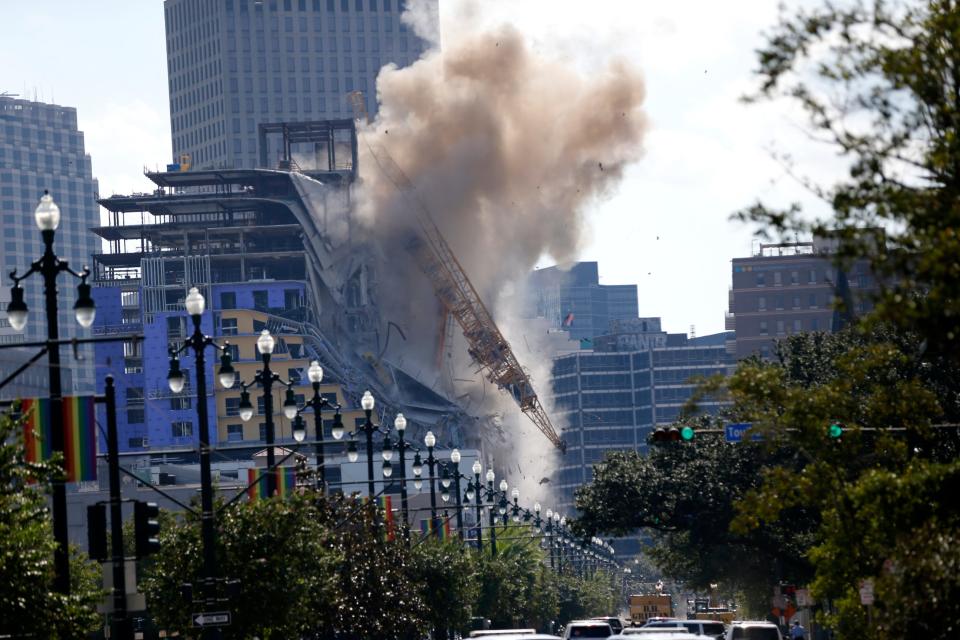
[354,1,647,503]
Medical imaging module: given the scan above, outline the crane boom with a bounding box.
[348,91,566,452]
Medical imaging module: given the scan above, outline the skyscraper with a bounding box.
[164,0,432,171]
[0,96,99,395]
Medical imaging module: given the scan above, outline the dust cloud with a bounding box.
[353,0,647,507]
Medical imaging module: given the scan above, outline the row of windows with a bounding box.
[751,267,871,288]
[756,293,826,311]
[226,0,406,18]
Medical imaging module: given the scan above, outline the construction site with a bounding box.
[91,112,566,503]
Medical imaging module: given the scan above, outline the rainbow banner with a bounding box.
[378,495,395,541]
[22,397,97,482]
[419,516,452,540]
[247,467,297,500]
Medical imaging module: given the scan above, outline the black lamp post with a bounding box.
[486,468,497,556]
[304,360,334,490]
[234,329,293,497]
[7,191,97,594]
[470,460,483,551]
[424,430,440,538]
[544,509,556,570]
[449,449,464,540]
[391,413,411,540]
[498,479,509,527]
[352,390,377,498]
[167,287,237,638]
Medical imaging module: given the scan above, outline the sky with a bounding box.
[0,0,835,337]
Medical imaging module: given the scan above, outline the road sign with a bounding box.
[725,423,764,443]
[795,588,811,607]
[192,611,231,627]
[859,579,874,606]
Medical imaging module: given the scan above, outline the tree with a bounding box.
[0,407,103,638]
[140,492,340,639]
[407,538,478,639]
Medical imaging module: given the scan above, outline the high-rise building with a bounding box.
[526,262,639,344]
[727,239,879,360]
[550,322,734,558]
[164,0,432,171]
[0,96,99,395]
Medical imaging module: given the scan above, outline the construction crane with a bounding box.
[348,91,566,452]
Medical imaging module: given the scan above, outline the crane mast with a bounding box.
[348,91,566,452]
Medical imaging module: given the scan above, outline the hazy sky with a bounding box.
[0,0,834,337]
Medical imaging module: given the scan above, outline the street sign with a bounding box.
[192,611,232,627]
[795,589,811,607]
[725,423,764,443]
[859,579,874,606]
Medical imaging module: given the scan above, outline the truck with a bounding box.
[628,594,674,625]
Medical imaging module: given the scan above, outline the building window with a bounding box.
[226,343,240,363]
[128,437,146,448]
[793,319,802,332]
[792,296,801,309]
[258,396,266,415]
[221,291,237,309]
[756,272,765,287]
[808,269,817,284]
[259,423,268,441]
[284,288,300,309]
[227,423,244,442]
[170,396,192,410]
[226,397,241,417]
[809,294,818,308]
[773,271,782,286]
[811,318,820,331]
[759,321,768,335]
[127,408,145,424]
[790,270,799,285]
[172,421,193,438]
[776,296,784,310]
[758,296,766,311]
[776,320,785,335]
[288,367,303,383]
[253,290,269,310]
[167,315,186,339]
[221,317,239,336]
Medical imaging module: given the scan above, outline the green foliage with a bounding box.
[0,406,103,638]
[408,538,479,638]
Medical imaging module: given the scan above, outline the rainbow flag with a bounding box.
[419,516,452,540]
[378,495,395,541]
[247,467,297,500]
[22,397,97,482]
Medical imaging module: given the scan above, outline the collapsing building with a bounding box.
[92,119,479,459]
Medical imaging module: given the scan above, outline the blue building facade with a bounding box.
[550,325,734,557]
[526,262,639,344]
[0,97,100,395]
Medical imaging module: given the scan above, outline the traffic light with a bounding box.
[651,425,698,443]
[828,422,844,439]
[134,500,161,558]
[87,503,108,562]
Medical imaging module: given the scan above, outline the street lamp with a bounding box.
[301,360,337,490]
[424,430,440,538]
[166,286,236,635]
[234,329,290,497]
[6,191,97,594]
[471,459,484,550]
[450,449,464,540]
[392,413,411,540]
[486,468,497,556]
[412,451,423,490]
[353,390,377,497]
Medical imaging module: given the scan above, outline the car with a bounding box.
[592,617,625,635]
[724,621,782,640]
[644,620,726,639]
[562,620,614,639]
[611,634,700,640]
[470,631,538,638]
[623,629,688,636]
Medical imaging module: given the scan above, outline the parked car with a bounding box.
[623,628,689,636]
[611,634,699,640]
[562,620,614,639]
[592,617,625,635]
[471,631,537,638]
[724,621,781,640]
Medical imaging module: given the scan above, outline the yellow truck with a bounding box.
[628,594,673,625]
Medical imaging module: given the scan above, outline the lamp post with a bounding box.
[450,449,464,540]
[424,430,440,538]
[234,330,294,497]
[471,460,483,551]
[6,191,96,594]
[545,509,556,570]
[304,360,334,490]
[498,479,509,527]
[486,468,497,556]
[392,413,411,540]
[167,287,237,637]
[354,390,377,497]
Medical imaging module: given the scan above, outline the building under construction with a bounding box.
[92,119,479,459]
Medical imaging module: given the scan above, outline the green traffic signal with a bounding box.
[828,423,844,439]
[680,426,695,441]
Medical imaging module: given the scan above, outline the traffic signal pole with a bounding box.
[105,376,130,638]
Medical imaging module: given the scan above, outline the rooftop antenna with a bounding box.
[690,324,696,339]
